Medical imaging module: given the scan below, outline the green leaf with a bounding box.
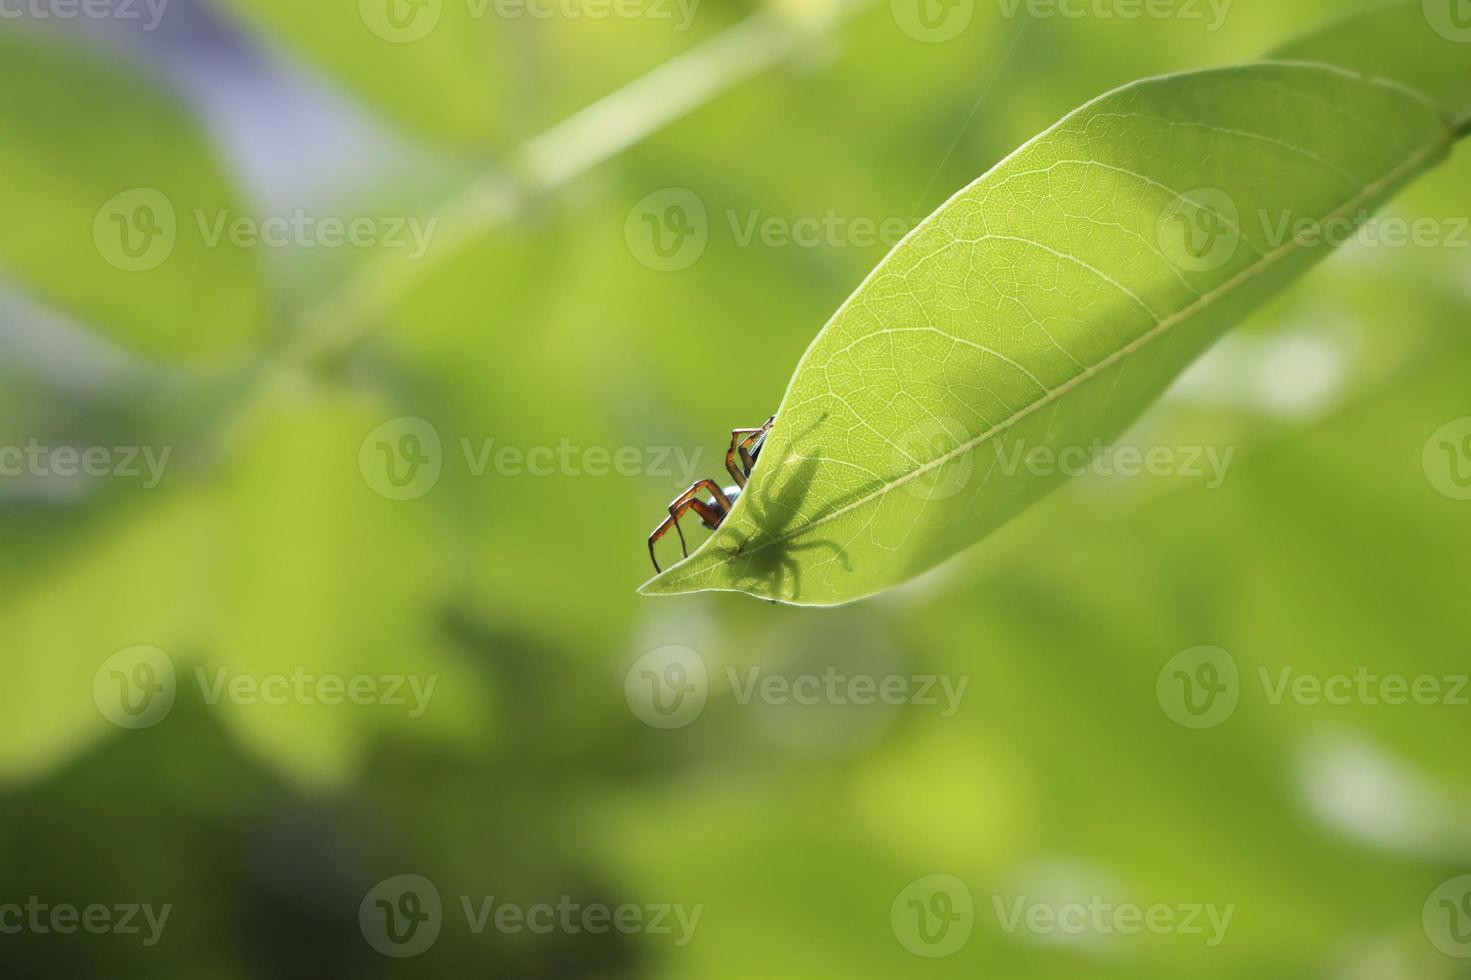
[206,382,486,787]
[1272,0,1471,128]
[0,30,267,362]
[0,494,211,783]
[641,60,1459,604]
[214,0,504,147]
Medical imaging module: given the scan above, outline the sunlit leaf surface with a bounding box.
[642,61,1459,603]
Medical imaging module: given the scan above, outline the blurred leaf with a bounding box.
[207,380,486,787]
[214,0,506,146]
[641,60,1460,604]
[0,495,210,782]
[375,224,676,651]
[1273,0,1471,125]
[0,30,267,362]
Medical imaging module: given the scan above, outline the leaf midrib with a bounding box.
[709,121,1451,573]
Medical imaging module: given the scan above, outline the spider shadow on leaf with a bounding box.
[718,427,852,602]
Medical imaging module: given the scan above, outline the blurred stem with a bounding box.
[280,0,869,373]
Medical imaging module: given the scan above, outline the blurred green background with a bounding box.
[1,0,1468,976]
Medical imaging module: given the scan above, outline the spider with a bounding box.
[648,415,775,572]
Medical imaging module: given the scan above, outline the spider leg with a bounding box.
[675,479,732,529]
[648,514,682,573]
[726,416,776,487]
[725,428,765,488]
[647,480,735,572]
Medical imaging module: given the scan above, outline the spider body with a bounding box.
[648,415,774,572]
